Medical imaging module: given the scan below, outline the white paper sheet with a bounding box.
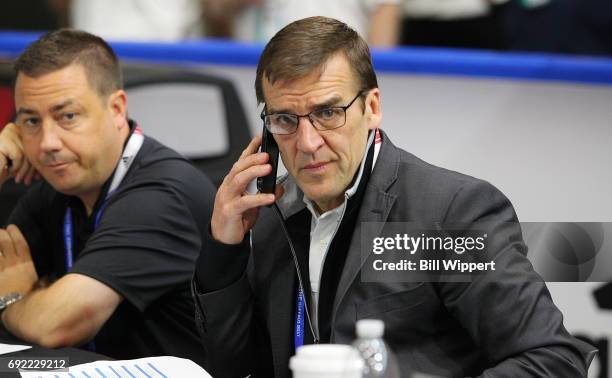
[20,356,212,378]
[0,343,32,355]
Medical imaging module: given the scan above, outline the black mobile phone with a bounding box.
[257,126,279,194]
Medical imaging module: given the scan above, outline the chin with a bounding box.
[46,179,80,196]
[300,182,326,197]
[302,187,339,207]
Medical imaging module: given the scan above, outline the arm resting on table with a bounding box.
[1,273,121,348]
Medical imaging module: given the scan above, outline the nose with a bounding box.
[295,116,324,154]
[39,122,63,154]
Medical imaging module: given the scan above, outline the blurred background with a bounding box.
[1,0,611,54]
[0,1,611,377]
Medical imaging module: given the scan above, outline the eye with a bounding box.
[315,108,341,120]
[19,117,41,132]
[24,117,40,126]
[58,112,79,128]
[272,114,296,126]
[63,112,77,121]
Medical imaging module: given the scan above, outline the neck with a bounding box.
[314,197,344,215]
[79,190,102,216]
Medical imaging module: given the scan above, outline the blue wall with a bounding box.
[1,31,611,86]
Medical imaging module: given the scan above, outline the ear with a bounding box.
[107,90,128,130]
[364,88,382,130]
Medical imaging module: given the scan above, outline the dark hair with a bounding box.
[255,16,378,104]
[14,29,122,97]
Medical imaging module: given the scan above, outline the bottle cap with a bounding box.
[356,319,384,338]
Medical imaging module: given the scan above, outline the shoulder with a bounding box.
[381,135,516,223]
[137,137,211,181]
[105,136,215,220]
[129,136,214,196]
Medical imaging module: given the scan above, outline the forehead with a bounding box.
[14,64,95,107]
[262,54,359,109]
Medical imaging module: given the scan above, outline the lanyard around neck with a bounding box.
[63,126,144,270]
[294,129,382,350]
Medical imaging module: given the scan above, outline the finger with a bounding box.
[0,143,16,171]
[221,152,269,194]
[239,134,263,159]
[230,192,276,215]
[227,151,269,179]
[0,229,17,261]
[222,135,265,190]
[0,161,9,185]
[15,157,31,184]
[0,150,7,170]
[2,128,25,175]
[226,163,272,197]
[23,163,37,186]
[6,224,31,262]
[6,145,23,177]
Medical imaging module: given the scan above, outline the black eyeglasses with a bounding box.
[260,91,364,135]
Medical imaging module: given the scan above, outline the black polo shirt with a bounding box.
[6,124,214,365]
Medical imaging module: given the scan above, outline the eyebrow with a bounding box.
[50,99,75,113]
[267,95,344,115]
[15,108,37,117]
[16,99,75,117]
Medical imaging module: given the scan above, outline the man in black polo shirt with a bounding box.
[0,29,214,364]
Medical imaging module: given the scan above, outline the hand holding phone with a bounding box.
[209,134,277,244]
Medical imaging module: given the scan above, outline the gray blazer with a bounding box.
[193,130,596,378]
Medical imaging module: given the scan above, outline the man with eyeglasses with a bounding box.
[193,16,595,377]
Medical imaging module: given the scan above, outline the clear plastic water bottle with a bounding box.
[352,319,401,378]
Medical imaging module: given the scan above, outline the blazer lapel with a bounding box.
[331,132,400,333]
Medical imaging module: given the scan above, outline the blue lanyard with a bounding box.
[291,131,381,351]
[63,197,111,354]
[62,124,143,271]
[63,194,112,271]
[294,287,305,350]
[60,125,143,353]
[63,208,74,270]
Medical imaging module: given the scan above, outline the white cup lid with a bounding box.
[356,319,385,338]
[290,344,364,373]
[296,344,354,358]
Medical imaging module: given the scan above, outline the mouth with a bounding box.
[45,161,71,171]
[302,161,329,173]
